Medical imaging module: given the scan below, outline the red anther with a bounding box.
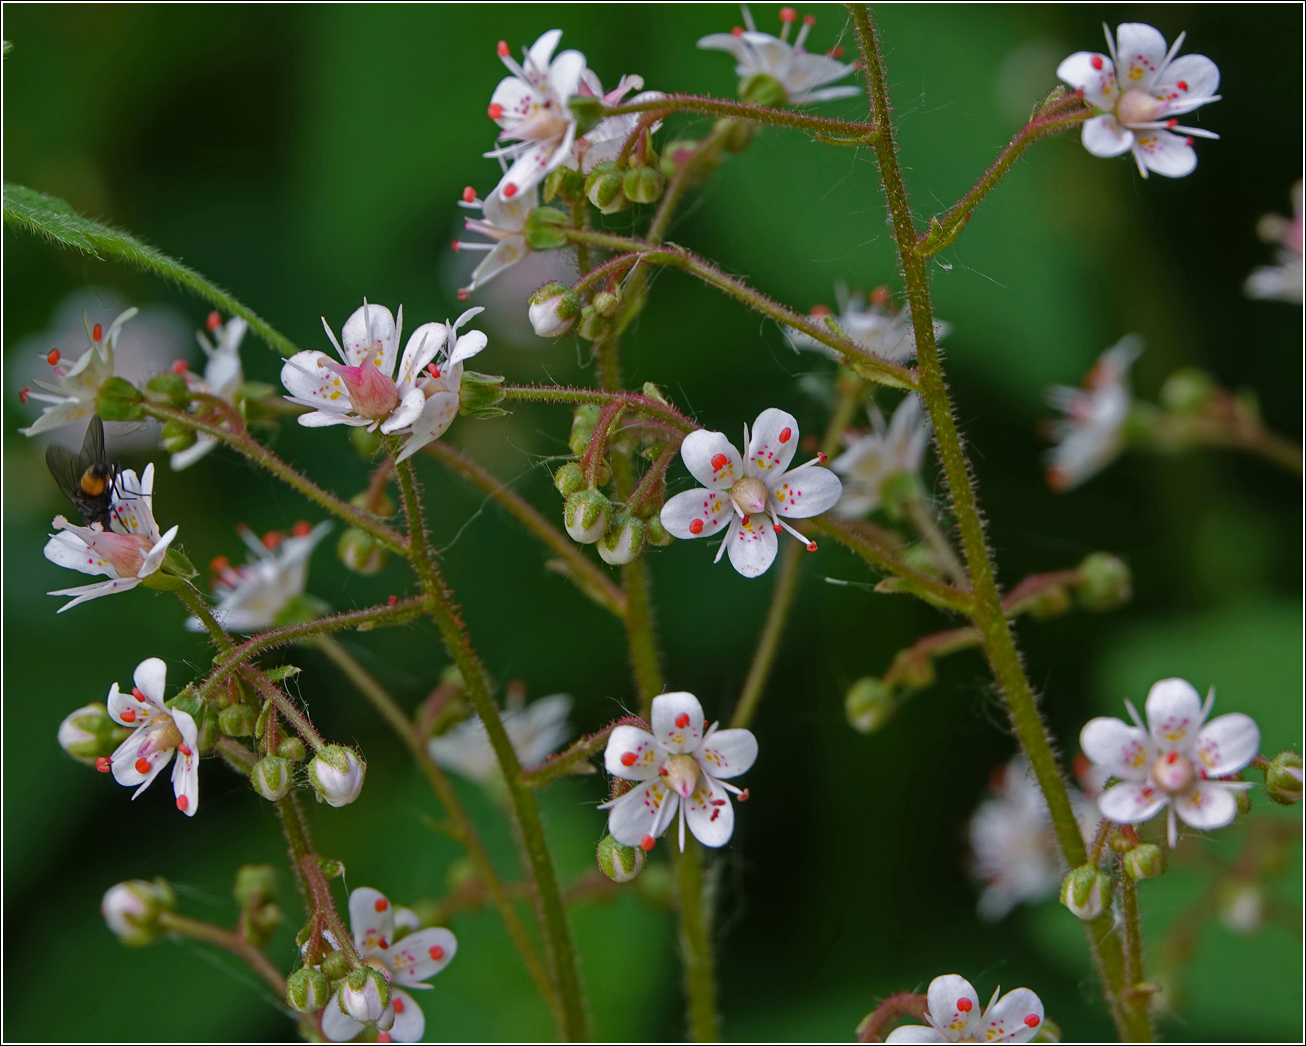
[810,304,832,316]
[378,938,388,950]
[956,998,973,1013]
[741,514,750,525]
[1177,80,1188,91]
[487,103,503,120]
[262,530,284,550]
[1024,1015,1040,1028]
[675,713,691,728]
[773,524,782,533]
[871,285,892,305]
[375,897,388,911]
[639,834,656,851]
[502,183,518,198]
[1166,118,1178,128]
[427,364,441,379]
[804,15,816,26]
[731,26,744,37]
[121,709,137,723]
[393,998,405,1014]
[96,757,112,773]
[132,686,149,702]
[171,359,190,374]
[451,240,461,252]
[621,751,639,767]
[659,766,668,776]
[428,944,444,960]
[689,518,705,535]
[176,795,189,811]
[778,426,792,443]
[18,386,30,403]
[806,541,817,552]
[388,595,399,606]
[1184,136,1194,146]
[92,323,103,341]
[1091,55,1104,70]
[457,288,471,302]
[206,311,223,332]
[817,451,828,463]
[496,40,510,58]
[1045,464,1069,492]
[462,186,477,203]
[377,1035,392,1044]
[46,348,61,366]
[210,555,230,574]
[1166,751,1179,764]
[710,453,729,471]
[710,799,726,806]
[179,744,193,758]
[736,788,750,802]
[829,46,844,59]
[292,520,312,537]
[710,809,720,821]
[779,7,797,22]
[135,757,153,775]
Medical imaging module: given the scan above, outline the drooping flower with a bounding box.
[1245,180,1304,303]
[427,693,572,785]
[787,286,949,363]
[1081,677,1260,849]
[830,394,931,517]
[394,307,489,462]
[1057,23,1219,178]
[571,69,664,173]
[43,463,180,611]
[455,185,538,294]
[99,657,200,817]
[191,521,332,633]
[698,6,860,107]
[320,887,457,1043]
[170,313,247,470]
[885,975,1045,1044]
[1044,336,1140,491]
[660,408,842,577]
[19,308,138,437]
[600,692,757,852]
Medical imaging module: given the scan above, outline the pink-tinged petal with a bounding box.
[927,974,982,1039]
[396,323,446,388]
[380,388,427,435]
[606,778,677,847]
[695,727,757,780]
[139,525,178,577]
[980,987,1044,1043]
[490,76,537,129]
[1097,780,1168,824]
[680,429,744,489]
[726,514,778,578]
[683,774,735,848]
[768,464,841,518]
[1193,713,1259,778]
[1081,114,1133,157]
[651,692,706,753]
[1056,51,1117,109]
[884,1026,947,1044]
[1174,781,1240,832]
[1144,678,1205,751]
[469,239,528,290]
[746,407,800,479]
[388,988,426,1043]
[604,724,661,780]
[49,577,141,611]
[1080,716,1151,780]
[494,141,558,200]
[394,391,460,463]
[107,681,156,725]
[383,927,457,986]
[282,351,353,411]
[1133,129,1197,178]
[132,658,168,705]
[1153,54,1219,113]
[349,887,395,954]
[321,995,364,1043]
[44,530,113,577]
[340,303,398,372]
[108,466,160,543]
[1113,23,1170,88]
[660,488,734,540]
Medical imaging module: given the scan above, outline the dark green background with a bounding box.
[4,4,1301,1042]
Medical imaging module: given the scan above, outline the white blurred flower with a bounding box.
[454,184,537,295]
[1245,180,1303,303]
[19,308,137,437]
[171,312,248,470]
[1044,336,1140,491]
[787,286,949,364]
[191,521,331,633]
[427,693,572,785]
[830,394,931,517]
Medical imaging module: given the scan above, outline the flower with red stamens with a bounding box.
[102,658,200,817]
[1043,335,1140,492]
[428,693,571,787]
[885,975,1045,1043]
[170,315,248,470]
[19,307,138,437]
[830,394,931,517]
[787,284,949,364]
[1245,180,1304,303]
[454,184,537,295]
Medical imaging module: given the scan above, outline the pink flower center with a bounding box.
[1152,750,1195,794]
[729,476,769,515]
[322,359,399,420]
[57,519,154,577]
[1116,87,1166,127]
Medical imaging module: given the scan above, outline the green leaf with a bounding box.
[3,183,301,358]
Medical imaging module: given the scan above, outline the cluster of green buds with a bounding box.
[234,864,283,947]
[338,488,396,577]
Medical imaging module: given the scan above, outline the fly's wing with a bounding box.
[45,438,89,508]
[81,415,106,467]
[45,416,114,526]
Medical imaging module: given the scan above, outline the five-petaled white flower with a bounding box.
[44,463,180,612]
[1044,335,1140,492]
[830,394,931,517]
[885,974,1045,1043]
[96,657,200,817]
[454,184,538,294]
[1057,22,1219,178]
[600,692,757,852]
[1245,180,1304,303]
[788,288,950,364]
[428,693,572,785]
[171,312,247,470]
[19,308,138,437]
[1081,677,1260,850]
[320,887,457,1043]
[191,521,332,633]
[660,408,842,577]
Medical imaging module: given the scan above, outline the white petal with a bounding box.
[296,410,368,428]
[547,49,587,103]
[107,680,157,725]
[981,987,1045,1043]
[1133,129,1197,178]
[527,29,564,72]
[108,466,159,543]
[321,995,364,1043]
[1081,113,1134,157]
[490,75,538,129]
[44,530,113,577]
[281,351,354,411]
[495,141,559,200]
[394,391,460,463]
[1154,54,1220,113]
[695,727,757,779]
[885,1027,947,1044]
[680,428,744,489]
[1193,714,1260,778]
[604,725,661,780]
[659,487,734,540]
[927,974,983,1039]
[139,525,179,577]
[1144,678,1205,751]
[683,775,735,848]
[1079,716,1151,780]
[133,657,168,704]
[1056,51,1117,109]
[340,303,398,373]
[1173,781,1239,832]
[383,927,456,986]
[50,576,141,611]
[171,712,200,817]
[745,407,800,480]
[651,692,706,754]
[467,239,529,290]
[725,514,778,578]
[768,465,842,518]
[697,33,750,62]
[1113,23,1170,88]
[396,323,446,388]
[1097,780,1168,825]
[380,387,427,435]
[606,778,676,847]
[388,988,426,1043]
[348,887,395,953]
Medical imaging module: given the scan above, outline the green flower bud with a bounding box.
[459,370,508,418]
[58,702,128,764]
[160,419,198,453]
[528,282,581,337]
[250,756,293,801]
[278,736,308,763]
[622,165,665,204]
[645,515,673,547]
[1264,750,1303,805]
[660,137,701,178]
[1123,843,1165,881]
[160,545,197,579]
[145,371,191,408]
[1075,552,1133,612]
[523,205,571,251]
[569,404,603,457]
[309,745,365,807]
[1024,583,1073,621]
[340,967,389,1022]
[102,878,174,946]
[197,701,222,753]
[1160,367,1217,415]
[598,514,647,566]
[543,165,586,204]
[597,833,645,883]
[564,489,611,545]
[1060,865,1109,920]
[338,527,388,576]
[577,304,610,341]
[739,72,788,107]
[95,376,145,421]
[286,966,331,1013]
[234,864,279,910]
[593,289,622,318]
[584,162,629,214]
[320,949,352,981]
[350,425,384,459]
[845,677,897,734]
[219,703,257,737]
[714,116,754,154]
[554,462,585,496]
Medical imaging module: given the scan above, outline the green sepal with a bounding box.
[95,376,144,421]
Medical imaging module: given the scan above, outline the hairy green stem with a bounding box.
[243,667,327,754]
[599,92,876,143]
[674,838,719,1042]
[902,497,969,589]
[502,383,696,434]
[1120,872,1147,995]
[157,911,288,997]
[175,583,234,652]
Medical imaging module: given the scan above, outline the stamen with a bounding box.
[388,595,399,606]
[46,349,61,366]
[1091,55,1104,70]
[292,520,312,537]
[262,530,284,550]
[457,288,471,302]
[621,752,638,766]
[92,323,103,341]
[496,40,509,58]
[207,311,223,332]
[675,713,691,728]
[18,387,29,403]
[957,998,973,1013]
[171,359,190,374]
[639,834,656,851]
[689,519,705,535]
[132,686,149,703]
[488,103,503,119]
[710,453,729,471]
[176,795,189,811]
[209,555,230,574]
[121,709,136,723]
[778,427,792,443]
[96,757,112,773]
[1024,1015,1040,1028]
[375,897,389,911]
[502,183,518,198]
[135,757,152,774]
[178,744,193,758]
[393,998,405,1013]
[731,26,744,37]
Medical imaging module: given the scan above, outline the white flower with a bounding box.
[98,657,199,817]
[43,463,180,612]
[885,974,1045,1044]
[190,521,331,633]
[830,394,931,517]
[427,693,572,785]
[969,756,1100,922]
[1081,678,1260,849]
[1245,180,1304,303]
[1044,335,1140,492]
[309,746,366,808]
[660,408,842,577]
[787,287,950,364]
[698,6,860,107]
[1057,23,1219,178]
[19,308,137,437]
[171,313,247,470]
[600,692,757,852]
[455,185,537,294]
[572,70,663,173]
[321,887,457,1043]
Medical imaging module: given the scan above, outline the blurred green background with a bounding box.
[4,4,1301,1042]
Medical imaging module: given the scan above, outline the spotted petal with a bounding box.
[383,927,457,987]
[1144,678,1206,752]
[107,680,158,725]
[680,428,744,489]
[695,726,757,780]
[1193,713,1259,778]
[170,708,199,817]
[281,351,354,414]
[1081,114,1134,158]
[884,1027,947,1044]
[605,778,677,847]
[1112,23,1170,89]
[132,657,168,704]
[1132,129,1197,178]
[380,387,427,435]
[44,530,114,578]
[980,987,1045,1043]
[1080,716,1150,780]
[388,988,425,1043]
[396,323,446,389]
[49,576,142,611]
[340,303,399,373]
[109,726,173,794]
[651,692,706,753]
[683,774,735,849]
[745,407,800,480]
[768,464,842,518]
[1098,780,1168,824]
[349,887,395,953]
[469,238,529,291]
[395,390,460,463]
[1154,54,1220,114]
[926,974,982,1039]
[725,513,778,578]
[604,725,661,780]
[1056,51,1118,109]
[321,995,364,1043]
[108,465,160,543]
[1174,781,1240,831]
[660,487,734,540]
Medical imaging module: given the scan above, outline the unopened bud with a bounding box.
[1217,880,1263,934]
[714,116,754,154]
[1160,367,1217,415]
[553,462,585,496]
[1122,843,1165,881]
[566,93,605,134]
[340,967,389,1023]
[1060,865,1109,920]
[645,515,673,547]
[845,677,897,734]
[564,489,611,544]
[161,419,198,453]
[1024,583,1073,621]
[458,370,507,418]
[95,376,145,421]
[145,371,191,408]
[338,527,388,576]
[350,425,383,459]
[739,71,788,107]
[219,703,257,737]
[1264,750,1303,805]
[1075,552,1132,612]
[320,949,352,981]
[569,404,603,457]
[234,863,279,911]
[250,756,293,802]
[278,736,308,762]
[522,205,571,250]
[309,745,365,807]
[102,879,174,946]
[593,289,621,318]
[622,165,665,204]
[660,137,703,178]
[286,966,330,1013]
[597,514,646,565]
[58,702,127,764]
[528,282,580,338]
[597,833,645,883]
[584,162,629,214]
[577,304,609,341]
[542,165,585,204]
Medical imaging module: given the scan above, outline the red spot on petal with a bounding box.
[92,323,103,341]
[121,709,137,723]
[292,520,312,537]
[393,998,405,1014]
[428,944,445,960]
[957,998,973,1013]
[46,349,61,366]
[503,183,518,198]
[1177,80,1188,91]
[96,757,112,773]
[462,186,477,203]
[710,809,719,821]
[731,26,744,37]
[388,595,399,607]
[18,386,30,403]
[1024,1015,1040,1028]
[710,453,729,471]
[375,898,389,912]
[1091,55,1104,70]
[488,103,503,119]
[135,757,153,775]
[206,311,223,332]
[496,40,510,57]
[778,427,792,444]
[779,7,797,22]
[176,795,189,811]
[689,518,705,535]
[639,835,656,851]
[621,751,638,767]
[675,713,690,728]
[806,541,817,552]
